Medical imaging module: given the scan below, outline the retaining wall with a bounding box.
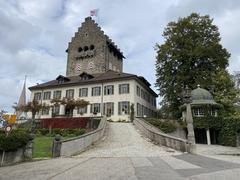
[59,117,107,156]
[133,118,189,152]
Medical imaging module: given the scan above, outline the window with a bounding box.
[79,88,88,97]
[137,103,142,117]
[90,103,101,114]
[118,101,130,115]
[42,108,49,115]
[193,108,204,117]
[136,86,140,97]
[119,84,129,94]
[43,91,51,100]
[104,85,114,95]
[84,46,88,51]
[66,89,74,98]
[103,102,114,116]
[78,47,83,52]
[34,92,42,100]
[142,105,145,116]
[141,89,144,99]
[53,90,61,99]
[210,109,217,116]
[92,87,101,96]
[90,45,95,50]
[52,105,60,116]
[77,106,87,114]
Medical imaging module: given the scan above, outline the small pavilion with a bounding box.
[182,85,221,145]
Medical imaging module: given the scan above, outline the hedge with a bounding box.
[144,118,177,133]
[36,128,86,137]
[193,116,240,146]
[0,128,31,152]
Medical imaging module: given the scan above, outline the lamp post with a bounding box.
[182,86,196,153]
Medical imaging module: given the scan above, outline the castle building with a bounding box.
[29,17,157,121]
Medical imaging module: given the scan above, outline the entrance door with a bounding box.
[210,129,220,145]
[65,108,73,117]
[104,103,114,117]
[194,128,207,144]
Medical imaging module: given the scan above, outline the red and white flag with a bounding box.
[90,9,99,17]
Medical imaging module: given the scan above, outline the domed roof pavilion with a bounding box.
[191,85,218,106]
[181,85,221,145]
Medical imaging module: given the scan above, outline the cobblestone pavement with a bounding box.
[76,122,181,157]
[1,123,240,180]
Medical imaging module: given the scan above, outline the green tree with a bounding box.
[212,70,240,114]
[156,13,232,118]
[14,99,49,133]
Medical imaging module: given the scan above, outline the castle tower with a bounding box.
[66,17,125,76]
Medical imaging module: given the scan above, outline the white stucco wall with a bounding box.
[30,79,157,121]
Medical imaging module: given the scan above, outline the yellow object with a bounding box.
[2,114,17,124]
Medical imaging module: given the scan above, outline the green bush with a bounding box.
[0,128,31,152]
[36,128,86,137]
[73,129,85,136]
[38,128,49,135]
[145,118,177,133]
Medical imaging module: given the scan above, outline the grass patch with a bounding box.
[33,136,80,158]
[33,136,53,158]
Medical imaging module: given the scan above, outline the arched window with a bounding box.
[78,47,83,52]
[90,45,95,50]
[84,46,89,51]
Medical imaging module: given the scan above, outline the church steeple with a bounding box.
[66,17,124,76]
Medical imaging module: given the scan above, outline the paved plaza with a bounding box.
[1,123,240,180]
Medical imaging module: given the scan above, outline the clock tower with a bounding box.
[66,17,124,76]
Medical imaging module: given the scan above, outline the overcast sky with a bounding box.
[1,0,240,112]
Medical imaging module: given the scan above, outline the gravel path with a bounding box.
[76,122,181,157]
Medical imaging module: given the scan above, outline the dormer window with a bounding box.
[79,72,94,81]
[56,75,70,84]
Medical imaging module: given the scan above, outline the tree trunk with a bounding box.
[31,112,36,133]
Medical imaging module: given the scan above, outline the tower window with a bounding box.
[78,47,83,52]
[84,46,89,51]
[90,45,95,50]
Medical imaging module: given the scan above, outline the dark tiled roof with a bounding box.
[29,70,158,97]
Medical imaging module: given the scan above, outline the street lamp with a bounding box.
[182,86,196,153]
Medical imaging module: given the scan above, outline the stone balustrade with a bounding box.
[52,117,107,157]
[133,118,190,152]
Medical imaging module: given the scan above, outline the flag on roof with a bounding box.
[90,9,99,17]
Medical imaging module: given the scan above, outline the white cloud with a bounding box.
[0,0,240,111]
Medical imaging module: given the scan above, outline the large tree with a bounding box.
[156,13,233,118]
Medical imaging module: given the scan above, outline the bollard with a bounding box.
[52,134,62,158]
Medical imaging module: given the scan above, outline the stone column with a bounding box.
[186,104,196,154]
[183,86,196,154]
[186,104,196,144]
[206,129,211,145]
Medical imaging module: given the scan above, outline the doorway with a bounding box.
[194,128,207,144]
